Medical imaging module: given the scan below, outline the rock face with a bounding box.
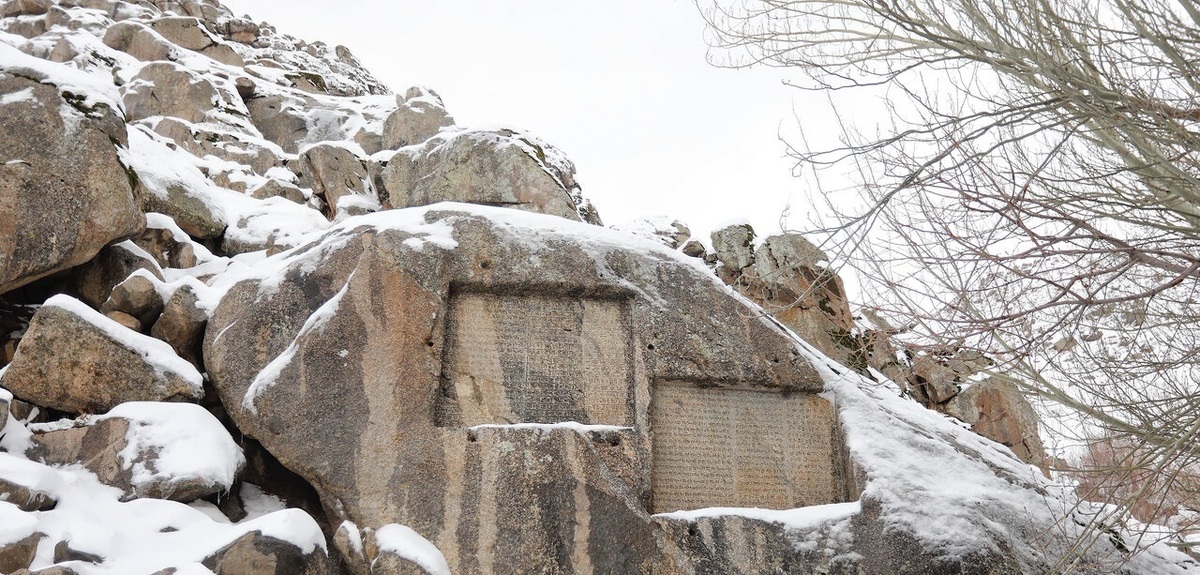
[380,130,596,223]
[205,205,841,573]
[0,66,143,296]
[295,144,375,218]
[2,295,203,414]
[382,87,455,150]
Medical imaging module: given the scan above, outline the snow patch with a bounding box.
[374,524,451,575]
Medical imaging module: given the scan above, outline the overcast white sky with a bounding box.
[220,0,845,240]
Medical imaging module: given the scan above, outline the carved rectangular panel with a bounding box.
[438,292,633,426]
[652,384,840,512]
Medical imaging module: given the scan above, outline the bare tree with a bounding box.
[699,0,1200,563]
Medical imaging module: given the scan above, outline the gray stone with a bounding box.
[296,144,373,218]
[201,531,332,575]
[204,206,825,574]
[0,73,143,297]
[380,130,589,222]
[3,296,202,414]
[381,87,454,150]
[70,241,163,309]
[710,222,756,273]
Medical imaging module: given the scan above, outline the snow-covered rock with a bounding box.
[380,129,596,223]
[381,86,455,150]
[0,0,1192,573]
[2,295,202,413]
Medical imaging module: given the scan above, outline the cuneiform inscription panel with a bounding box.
[439,292,633,426]
[652,384,839,513]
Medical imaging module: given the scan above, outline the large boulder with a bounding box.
[2,295,203,414]
[148,16,243,66]
[0,64,143,296]
[204,204,830,573]
[381,87,455,150]
[26,402,243,502]
[379,130,597,223]
[295,143,375,219]
[122,62,221,124]
[102,20,175,62]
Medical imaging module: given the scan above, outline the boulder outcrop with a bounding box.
[380,130,599,224]
[2,295,203,413]
[0,62,143,296]
[204,205,835,573]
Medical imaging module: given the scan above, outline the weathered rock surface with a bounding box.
[0,69,143,296]
[381,87,454,150]
[3,295,202,413]
[70,241,164,309]
[150,284,206,366]
[100,272,164,327]
[205,205,827,573]
[946,377,1048,471]
[295,143,375,218]
[380,130,596,223]
[202,527,331,575]
[26,402,242,502]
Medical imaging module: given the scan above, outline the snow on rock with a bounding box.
[1,295,202,414]
[100,402,244,501]
[374,524,452,575]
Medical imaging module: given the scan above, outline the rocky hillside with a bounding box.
[0,0,1196,574]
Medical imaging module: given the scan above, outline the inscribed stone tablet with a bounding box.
[651,384,840,512]
[438,293,633,426]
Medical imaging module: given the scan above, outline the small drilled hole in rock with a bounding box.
[646,343,656,351]
[479,260,491,269]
